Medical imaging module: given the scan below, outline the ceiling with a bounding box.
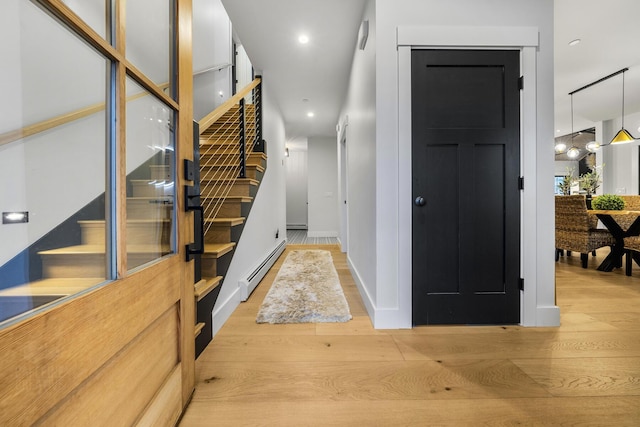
[221,0,366,141]
[554,0,640,157]
[221,0,640,147]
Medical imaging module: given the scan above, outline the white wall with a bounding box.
[212,80,287,334]
[236,45,254,101]
[602,112,640,195]
[193,0,233,120]
[338,0,378,308]
[555,160,579,177]
[307,137,339,237]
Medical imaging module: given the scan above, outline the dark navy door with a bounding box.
[412,49,521,325]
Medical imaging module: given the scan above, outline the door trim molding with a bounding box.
[397,26,540,48]
[397,25,559,328]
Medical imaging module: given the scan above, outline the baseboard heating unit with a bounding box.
[238,240,287,300]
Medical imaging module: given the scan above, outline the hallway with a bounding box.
[179,246,640,426]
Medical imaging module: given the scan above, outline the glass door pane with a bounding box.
[125,77,175,272]
[126,0,174,96]
[60,0,108,40]
[0,0,109,327]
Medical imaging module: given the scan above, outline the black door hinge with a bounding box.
[518,278,524,291]
[518,176,524,190]
[518,76,524,90]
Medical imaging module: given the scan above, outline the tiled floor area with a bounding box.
[286,229,339,245]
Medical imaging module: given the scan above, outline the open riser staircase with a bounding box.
[196,105,267,355]
[191,79,266,356]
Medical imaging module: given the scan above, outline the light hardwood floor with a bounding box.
[179,245,640,426]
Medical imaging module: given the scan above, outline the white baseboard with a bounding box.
[347,254,412,329]
[286,224,307,230]
[535,305,561,326]
[307,231,339,238]
[347,255,376,322]
[211,284,242,337]
[238,240,287,301]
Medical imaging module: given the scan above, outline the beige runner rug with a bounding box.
[256,250,352,324]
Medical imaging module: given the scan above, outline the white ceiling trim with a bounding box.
[397,25,539,47]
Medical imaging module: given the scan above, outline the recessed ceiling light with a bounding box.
[568,39,581,46]
[298,35,309,44]
[307,112,315,117]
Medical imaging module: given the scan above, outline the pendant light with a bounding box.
[554,141,567,154]
[566,93,581,159]
[610,69,636,144]
[585,140,601,152]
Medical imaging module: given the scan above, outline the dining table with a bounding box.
[590,209,640,271]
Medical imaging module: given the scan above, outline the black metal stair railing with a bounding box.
[196,77,263,236]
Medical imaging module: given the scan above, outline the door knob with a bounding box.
[414,196,426,207]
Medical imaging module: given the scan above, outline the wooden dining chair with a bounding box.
[555,195,616,268]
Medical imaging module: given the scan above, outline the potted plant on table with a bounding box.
[591,194,625,211]
[579,165,603,208]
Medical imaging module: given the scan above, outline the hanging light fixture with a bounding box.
[566,93,581,159]
[555,141,567,154]
[566,146,580,158]
[585,140,601,152]
[611,69,636,144]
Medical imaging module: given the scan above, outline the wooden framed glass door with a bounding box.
[0,0,195,424]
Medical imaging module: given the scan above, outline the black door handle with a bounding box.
[186,205,204,260]
[414,196,426,207]
[184,183,204,261]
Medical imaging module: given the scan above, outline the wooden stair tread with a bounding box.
[206,217,245,226]
[203,242,235,257]
[77,219,171,225]
[194,276,223,301]
[199,178,258,185]
[201,164,264,171]
[129,179,173,183]
[201,195,253,203]
[126,197,173,205]
[194,322,205,338]
[199,138,256,144]
[0,277,104,297]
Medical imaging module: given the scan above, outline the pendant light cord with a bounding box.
[621,70,626,128]
[571,93,574,142]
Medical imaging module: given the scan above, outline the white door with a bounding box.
[339,133,348,252]
[286,149,308,229]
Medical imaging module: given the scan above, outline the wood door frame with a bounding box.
[397,25,558,328]
[0,1,195,424]
[338,120,349,253]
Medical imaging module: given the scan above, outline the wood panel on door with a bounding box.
[412,49,521,325]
